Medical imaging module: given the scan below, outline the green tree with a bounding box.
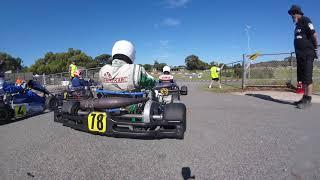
[94,54,112,66]
[29,49,99,74]
[143,64,152,71]
[185,55,209,70]
[0,52,24,72]
[153,60,167,71]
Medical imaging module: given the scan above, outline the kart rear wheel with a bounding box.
[62,101,80,115]
[46,96,58,111]
[163,103,186,138]
[180,86,188,95]
[0,105,13,122]
[54,109,63,123]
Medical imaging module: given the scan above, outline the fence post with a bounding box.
[242,54,246,89]
[43,73,46,86]
[290,52,294,85]
[224,66,227,84]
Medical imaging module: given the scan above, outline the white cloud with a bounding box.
[160,40,169,48]
[162,18,180,27]
[165,0,190,8]
[150,40,173,60]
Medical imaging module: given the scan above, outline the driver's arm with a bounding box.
[139,67,156,89]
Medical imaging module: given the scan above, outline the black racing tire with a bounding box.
[54,109,63,123]
[61,101,80,115]
[163,103,187,133]
[180,86,188,95]
[45,95,58,111]
[0,104,13,122]
[175,124,185,140]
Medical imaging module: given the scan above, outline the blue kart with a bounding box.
[0,80,60,122]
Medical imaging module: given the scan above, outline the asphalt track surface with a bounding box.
[1,82,320,180]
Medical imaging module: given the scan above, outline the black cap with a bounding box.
[288,5,304,15]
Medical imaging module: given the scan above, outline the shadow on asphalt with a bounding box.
[181,167,195,180]
[0,111,51,126]
[246,93,295,106]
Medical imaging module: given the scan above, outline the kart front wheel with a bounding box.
[0,105,13,122]
[62,101,80,115]
[46,96,59,111]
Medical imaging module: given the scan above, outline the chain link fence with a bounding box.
[242,49,320,94]
[220,60,244,89]
[244,52,295,87]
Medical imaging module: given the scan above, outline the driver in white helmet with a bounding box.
[159,65,174,83]
[99,40,156,91]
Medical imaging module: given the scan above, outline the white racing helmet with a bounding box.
[112,40,136,64]
[163,65,171,73]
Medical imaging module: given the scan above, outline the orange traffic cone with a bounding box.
[296,81,304,94]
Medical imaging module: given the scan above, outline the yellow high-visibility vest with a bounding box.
[69,64,78,77]
[210,66,219,78]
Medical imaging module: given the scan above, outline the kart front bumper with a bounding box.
[54,110,184,139]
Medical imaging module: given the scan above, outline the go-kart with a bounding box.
[0,80,60,122]
[60,79,96,101]
[155,82,188,104]
[54,88,187,139]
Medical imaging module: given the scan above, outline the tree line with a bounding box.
[1,49,229,74]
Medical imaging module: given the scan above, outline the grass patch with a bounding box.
[201,83,243,93]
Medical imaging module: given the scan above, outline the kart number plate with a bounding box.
[87,112,107,133]
[160,88,169,96]
[14,105,27,118]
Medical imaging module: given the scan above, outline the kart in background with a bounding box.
[0,80,60,122]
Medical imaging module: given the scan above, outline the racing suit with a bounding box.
[99,59,156,91]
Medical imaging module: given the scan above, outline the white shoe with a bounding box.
[219,85,222,89]
[208,85,212,88]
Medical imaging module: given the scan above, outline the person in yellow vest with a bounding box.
[69,61,78,80]
[209,63,224,89]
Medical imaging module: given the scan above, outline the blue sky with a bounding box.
[1,0,319,66]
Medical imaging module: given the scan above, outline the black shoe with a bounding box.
[294,98,303,105]
[294,95,307,105]
[297,98,312,109]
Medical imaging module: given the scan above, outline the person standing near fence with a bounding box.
[69,61,78,80]
[209,63,224,89]
[288,5,318,109]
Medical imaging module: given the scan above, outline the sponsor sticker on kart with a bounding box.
[87,112,107,133]
[14,105,27,118]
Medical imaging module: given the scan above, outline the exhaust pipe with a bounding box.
[80,97,149,110]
